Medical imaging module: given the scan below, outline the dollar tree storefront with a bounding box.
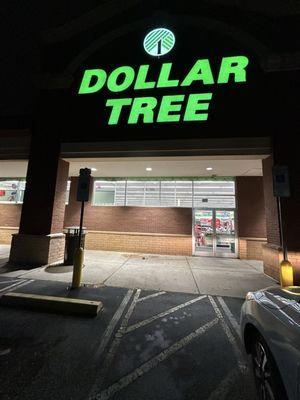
[5,8,300,283]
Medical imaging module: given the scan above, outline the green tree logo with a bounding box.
[143,28,175,56]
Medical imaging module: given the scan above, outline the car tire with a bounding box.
[250,332,288,400]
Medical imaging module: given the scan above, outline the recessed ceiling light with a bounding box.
[146,167,152,171]
[206,167,213,171]
[91,168,98,172]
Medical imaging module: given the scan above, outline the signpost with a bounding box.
[71,168,91,289]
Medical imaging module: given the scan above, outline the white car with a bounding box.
[241,286,300,400]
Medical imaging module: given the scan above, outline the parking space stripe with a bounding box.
[89,289,141,399]
[0,279,32,293]
[137,291,166,303]
[208,296,247,374]
[126,294,207,334]
[95,289,134,358]
[95,318,219,400]
[0,279,20,285]
[217,296,241,339]
[0,280,25,293]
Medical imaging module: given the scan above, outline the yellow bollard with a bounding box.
[280,259,294,287]
[72,247,84,289]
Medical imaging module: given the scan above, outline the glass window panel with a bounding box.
[16,181,26,203]
[145,181,160,206]
[175,181,192,207]
[161,181,176,207]
[114,181,126,206]
[94,181,116,205]
[193,180,235,196]
[0,180,19,203]
[193,195,235,208]
[91,179,235,209]
[65,180,71,204]
[126,181,145,206]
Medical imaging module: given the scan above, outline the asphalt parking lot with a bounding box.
[0,277,256,400]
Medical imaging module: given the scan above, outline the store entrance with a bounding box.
[193,209,237,257]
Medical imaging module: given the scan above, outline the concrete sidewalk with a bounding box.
[0,245,277,298]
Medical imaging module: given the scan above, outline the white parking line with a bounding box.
[0,279,20,285]
[89,289,141,399]
[94,318,218,400]
[126,295,207,334]
[217,296,241,339]
[208,296,247,374]
[0,279,30,293]
[95,289,134,359]
[137,291,166,303]
[0,280,25,293]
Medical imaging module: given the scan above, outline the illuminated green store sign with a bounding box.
[78,56,249,125]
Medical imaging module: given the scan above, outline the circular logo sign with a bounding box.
[143,28,175,56]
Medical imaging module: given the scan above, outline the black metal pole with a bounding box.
[78,201,85,248]
[277,196,287,260]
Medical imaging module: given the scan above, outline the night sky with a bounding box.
[0,1,299,132]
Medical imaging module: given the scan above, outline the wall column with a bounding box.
[262,156,281,281]
[236,176,267,260]
[9,132,69,266]
[274,135,300,283]
[262,137,300,283]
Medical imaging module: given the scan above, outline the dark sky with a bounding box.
[0,1,101,117]
[0,1,299,126]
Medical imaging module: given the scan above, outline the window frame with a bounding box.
[92,178,236,209]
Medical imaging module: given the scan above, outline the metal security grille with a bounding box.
[93,180,235,208]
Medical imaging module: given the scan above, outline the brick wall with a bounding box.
[86,231,192,256]
[261,154,300,283]
[10,233,65,266]
[239,238,267,261]
[262,156,281,247]
[18,134,63,235]
[273,135,300,252]
[236,176,267,238]
[236,176,267,261]
[261,156,282,280]
[62,177,193,255]
[1,176,270,259]
[64,177,192,235]
[0,204,22,227]
[50,159,69,233]
[0,227,19,244]
[0,204,21,245]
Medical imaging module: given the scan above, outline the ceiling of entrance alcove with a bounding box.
[66,155,266,177]
[0,155,266,178]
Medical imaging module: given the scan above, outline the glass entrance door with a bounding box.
[193,209,237,257]
[194,209,214,256]
[215,210,236,257]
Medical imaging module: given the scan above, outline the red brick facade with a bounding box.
[9,134,70,265]
[262,156,281,247]
[236,176,266,238]
[1,175,269,260]
[64,178,192,235]
[235,176,267,261]
[0,204,21,227]
[51,159,70,233]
